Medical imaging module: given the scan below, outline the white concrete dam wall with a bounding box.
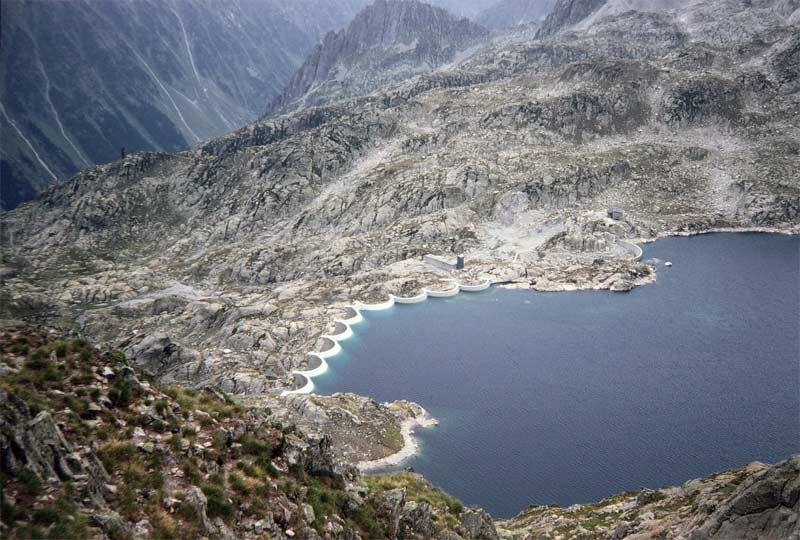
[618,240,643,260]
[282,278,492,395]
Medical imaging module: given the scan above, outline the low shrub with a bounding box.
[307,479,346,527]
[70,338,90,351]
[98,442,137,473]
[242,436,272,457]
[17,468,43,496]
[9,342,29,354]
[154,399,169,415]
[228,472,249,495]
[200,484,234,522]
[109,378,135,408]
[31,496,89,539]
[52,341,68,358]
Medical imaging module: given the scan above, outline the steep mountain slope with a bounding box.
[477,0,556,29]
[265,0,489,116]
[536,0,607,36]
[0,0,370,210]
[0,326,476,540]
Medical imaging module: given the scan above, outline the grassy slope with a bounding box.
[0,324,464,539]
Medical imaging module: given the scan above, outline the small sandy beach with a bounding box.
[357,411,438,472]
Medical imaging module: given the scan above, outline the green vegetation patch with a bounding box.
[365,472,464,517]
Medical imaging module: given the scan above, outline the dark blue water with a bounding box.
[315,233,800,518]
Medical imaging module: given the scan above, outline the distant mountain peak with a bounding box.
[536,0,606,37]
[477,0,557,30]
[266,0,488,115]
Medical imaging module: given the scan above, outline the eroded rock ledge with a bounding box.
[498,456,800,540]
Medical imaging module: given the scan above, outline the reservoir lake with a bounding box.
[314,233,800,518]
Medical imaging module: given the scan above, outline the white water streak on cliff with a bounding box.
[172,87,201,110]
[37,57,91,167]
[0,103,58,181]
[131,49,201,143]
[171,5,203,101]
[171,6,238,131]
[215,105,236,131]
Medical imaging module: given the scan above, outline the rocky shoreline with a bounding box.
[277,225,797,472]
[497,456,800,540]
[651,225,800,240]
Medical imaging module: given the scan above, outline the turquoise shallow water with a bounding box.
[314,233,800,518]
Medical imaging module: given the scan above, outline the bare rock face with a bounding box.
[266,0,489,115]
[399,500,437,538]
[0,390,80,482]
[279,425,357,487]
[688,456,800,540]
[124,333,182,376]
[375,488,407,536]
[537,0,606,36]
[182,486,237,540]
[662,76,743,127]
[770,32,800,92]
[0,389,110,500]
[458,508,500,540]
[91,511,131,539]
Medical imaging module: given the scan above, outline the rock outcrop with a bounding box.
[688,456,800,540]
[0,389,109,498]
[536,0,606,36]
[499,457,800,540]
[458,508,500,539]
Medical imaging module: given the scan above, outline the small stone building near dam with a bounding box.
[423,254,465,271]
[608,207,625,220]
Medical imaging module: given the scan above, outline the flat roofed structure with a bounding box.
[423,254,465,271]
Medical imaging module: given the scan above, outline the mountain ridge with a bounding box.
[537,0,607,36]
[265,0,489,116]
